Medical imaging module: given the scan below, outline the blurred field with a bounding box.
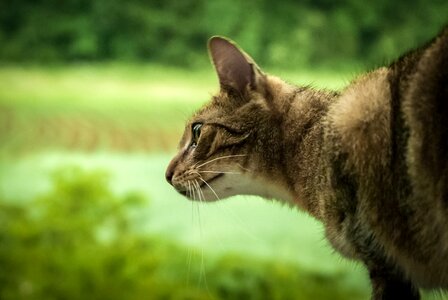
[0,65,209,153]
[0,65,352,154]
[0,65,446,299]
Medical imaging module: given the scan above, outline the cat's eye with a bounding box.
[191,123,202,145]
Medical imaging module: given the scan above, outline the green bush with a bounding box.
[0,166,369,299]
[0,167,150,299]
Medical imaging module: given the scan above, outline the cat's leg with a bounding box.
[346,222,421,300]
[367,265,420,300]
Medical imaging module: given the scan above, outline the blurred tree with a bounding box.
[0,0,446,68]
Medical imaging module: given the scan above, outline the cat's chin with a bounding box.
[179,189,225,202]
[175,174,229,202]
[179,173,295,204]
[177,189,189,197]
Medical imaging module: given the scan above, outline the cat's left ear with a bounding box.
[208,36,265,96]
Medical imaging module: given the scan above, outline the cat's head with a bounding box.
[165,37,295,203]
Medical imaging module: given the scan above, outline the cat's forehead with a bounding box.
[189,102,214,123]
[190,93,233,121]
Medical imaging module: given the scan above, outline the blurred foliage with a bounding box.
[0,166,368,299]
[0,0,446,68]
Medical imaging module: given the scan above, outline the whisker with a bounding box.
[195,174,261,242]
[216,200,263,242]
[191,181,198,201]
[186,168,198,176]
[184,181,192,286]
[186,181,194,286]
[236,163,252,173]
[193,180,203,232]
[187,181,194,222]
[192,180,204,283]
[196,154,247,169]
[189,170,201,176]
[192,180,212,296]
[197,177,221,202]
[198,170,241,175]
[196,180,207,203]
[187,181,192,198]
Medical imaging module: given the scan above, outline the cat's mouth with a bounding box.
[179,190,188,197]
[198,173,224,188]
[177,174,224,198]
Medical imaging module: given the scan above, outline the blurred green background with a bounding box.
[0,1,447,299]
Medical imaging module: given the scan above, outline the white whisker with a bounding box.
[193,180,203,230]
[186,181,196,287]
[192,180,199,201]
[192,180,212,296]
[190,180,196,201]
[196,154,247,169]
[187,181,192,198]
[197,177,221,202]
[196,180,207,203]
[236,163,252,173]
[216,200,262,242]
[186,182,193,285]
[187,181,194,222]
[198,170,241,175]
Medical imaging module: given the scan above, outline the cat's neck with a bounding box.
[254,75,337,217]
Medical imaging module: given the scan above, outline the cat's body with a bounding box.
[166,27,448,299]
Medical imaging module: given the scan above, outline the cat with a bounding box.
[165,27,448,300]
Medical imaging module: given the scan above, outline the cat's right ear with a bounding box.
[208,36,264,96]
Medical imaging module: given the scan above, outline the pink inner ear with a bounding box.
[209,37,253,93]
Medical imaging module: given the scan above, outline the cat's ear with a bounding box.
[208,36,264,95]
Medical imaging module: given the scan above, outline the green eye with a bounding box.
[192,123,202,144]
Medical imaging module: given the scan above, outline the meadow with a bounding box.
[0,65,445,299]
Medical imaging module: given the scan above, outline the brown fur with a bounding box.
[166,28,448,299]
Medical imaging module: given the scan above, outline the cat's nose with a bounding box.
[165,168,174,185]
[166,155,181,185]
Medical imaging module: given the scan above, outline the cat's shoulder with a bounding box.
[325,68,391,172]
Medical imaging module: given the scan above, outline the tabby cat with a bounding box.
[165,27,448,299]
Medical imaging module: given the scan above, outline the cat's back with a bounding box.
[397,26,448,287]
[324,27,448,288]
[401,26,448,212]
